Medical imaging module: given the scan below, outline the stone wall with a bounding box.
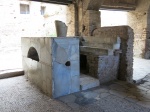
[92,26,134,82]
[80,49,120,83]
[22,37,52,96]
[144,3,150,59]
[98,0,150,58]
[0,0,75,56]
[87,55,98,78]
[127,0,150,58]
[78,0,101,36]
[82,10,100,36]
[82,0,149,58]
[80,52,99,78]
[80,50,120,83]
[78,0,134,82]
[98,56,119,84]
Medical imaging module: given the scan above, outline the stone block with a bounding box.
[98,56,119,84]
[22,37,80,98]
[21,37,31,57]
[71,75,80,93]
[40,46,51,66]
[80,75,100,91]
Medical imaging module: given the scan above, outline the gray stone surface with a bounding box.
[80,74,100,90]
[98,55,119,84]
[55,20,68,37]
[1,76,150,112]
[92,26,134,82]
[22,37,80,98]
[80,36,120,82]
[80,46,109,56]
[52,38,80,98]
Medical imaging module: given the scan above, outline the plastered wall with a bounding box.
[0,0,75,54]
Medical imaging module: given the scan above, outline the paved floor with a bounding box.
[0,76,150,112]
[133,57,150,82]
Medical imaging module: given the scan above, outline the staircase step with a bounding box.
[80,74,100,91]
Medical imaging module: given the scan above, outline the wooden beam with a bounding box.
[30,0,73,5]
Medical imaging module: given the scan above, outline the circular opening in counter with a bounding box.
[27,47,39,62]
[65,61,71,67]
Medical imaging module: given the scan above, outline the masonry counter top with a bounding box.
[80,46,113,56]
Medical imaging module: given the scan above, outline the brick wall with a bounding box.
[127,0,150,58]
[92,26,134,82]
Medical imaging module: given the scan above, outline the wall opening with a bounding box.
[20,4,30,14]
[27,47,39,62]
[80,54,89,74]
[41,6,46,15]
[100,10,127,27]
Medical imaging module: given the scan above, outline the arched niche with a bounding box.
[27,47,39,62]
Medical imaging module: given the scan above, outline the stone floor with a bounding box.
[0,76,150,112]
[133,57,150,82]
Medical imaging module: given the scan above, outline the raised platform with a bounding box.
[80,74,100,91]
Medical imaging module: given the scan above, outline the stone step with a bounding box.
[0,69,24,79]
[80,46,114,56]
[82,42,113,49]
[83,36,121,44]
[80,74,100,91]
[82,42,120,50]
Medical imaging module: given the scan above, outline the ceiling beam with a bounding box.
[30,0,73,5]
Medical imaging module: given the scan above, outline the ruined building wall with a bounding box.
[78,0,134,82]
[78,0,101,36]
[93,26,134,82]
[0,0,75,55]
[145,8,150,59]
[127,0,150,58]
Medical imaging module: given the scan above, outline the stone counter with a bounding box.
[21,37,80,98]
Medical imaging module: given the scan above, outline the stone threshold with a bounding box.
[80,74,100,91]
[0,68,24,79]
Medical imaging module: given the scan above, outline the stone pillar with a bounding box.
[66,4,75,36]
[82,10,100,36]
[145,8,150,59]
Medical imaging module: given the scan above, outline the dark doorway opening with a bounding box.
[80,54,89,74]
